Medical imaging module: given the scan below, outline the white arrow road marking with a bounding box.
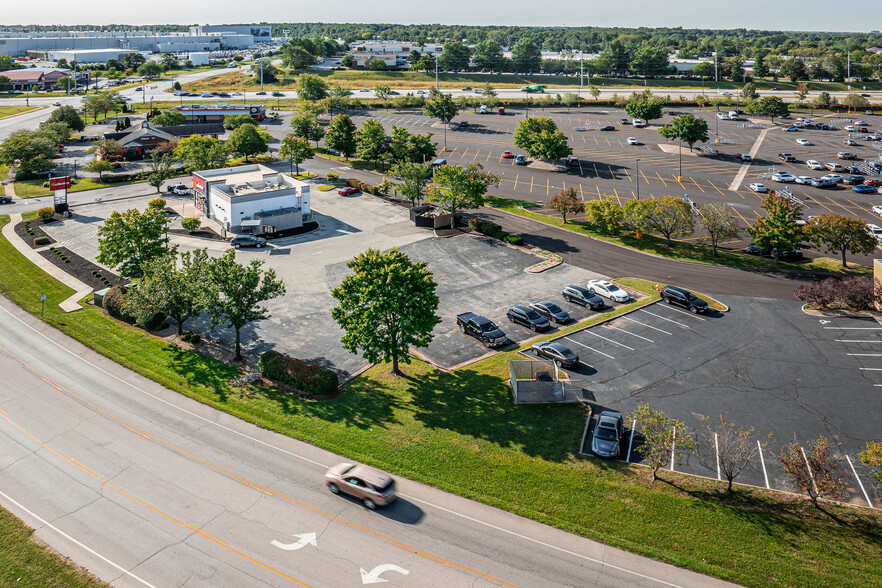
[360,563,410,584]
[271,532,317,551]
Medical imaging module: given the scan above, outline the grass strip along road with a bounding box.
[0,215,880,587]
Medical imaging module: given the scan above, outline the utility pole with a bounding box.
[579,52,583,97]
[635,159,640,200]
[435,53,439,90]
[677,127,683,182]
[714,51,718,84]
[260,57,264,91]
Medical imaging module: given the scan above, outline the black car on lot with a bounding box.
[562,285,605,309]
[659,285,709,314]
[506,304,551,331]
[0,195,11,204]
[530,341,579,368]
[844,175,865,185]
[231,235,267,249]
[599,125,615,131]
[529,301,570,324]
[770,248,803,261]
[591,411,625,459]
[778,153,797,162]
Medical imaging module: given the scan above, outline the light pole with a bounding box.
[635,159,641,200]
[435,53,439,90]
[677,127,683,182]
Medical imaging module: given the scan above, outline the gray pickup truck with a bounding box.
[456,312,507,348]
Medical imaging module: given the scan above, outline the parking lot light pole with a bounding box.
[636,159,641,200]
[677,128,683,182]
[435,54,439,90]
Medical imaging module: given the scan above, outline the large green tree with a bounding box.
[805,214,877,268]
[473,40,504,71]
[146,152,175,193]
[47,105,85,132]
[152,110,187,127]
[226,124,268,162]
[624,95,665,123]
[123,249,209,336]
[137,62,161,78]
[513,116,571,161]
[631,44,670,77]
[642,196,695,243]
[325,113,357,158]
[355,118,389,169]
[0,130,58,175]
[221,113,256,130]
[746,96,789,123]
[548,188,585,223]
[657,114,709,150]
[696,203,741,256]
[278,133,314,175]
[83,159,114,182]
[296,73,329,101]
[282,44,317,69]
[746,193,806,260]
[97,207,170,278]
[289,113,325,146]
[331,248,441,376]
[511,38,541,72]
[438,41,471,71]
[391,161,432,205]
[205,250,286,361]
[174,135,228,170]
[428,163,500,230]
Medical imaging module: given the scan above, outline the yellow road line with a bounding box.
[706,179,726,196]
[607,165,616,179]
[593,163,600,178]
[596,185,602,199]
[613,187,621,206]
[461,148,468,159]
[689,178,706,193]
[623,168,631,182]
[514,174,519,190]
[530,176,534,193]
[847,198,873,215]
[594,135,599,145]
[640,170,650,186]
[486,152,491,162]
[546,177,550,196]
[656,171,667,187]
[579,183,584,199]
[473,150,479,160]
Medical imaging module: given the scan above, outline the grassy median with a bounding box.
[1,214,880,587]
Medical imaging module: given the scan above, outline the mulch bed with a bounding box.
[39,245,121,291]
[13,217,56,249]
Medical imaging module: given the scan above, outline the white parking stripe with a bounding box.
[657,304,707,321]
[859,368,882,371]
[835,340,882,343]
[824,327,882,330]
[638,309,690,328]
[584,330,635,350]
[757,441,770,489]
[845,455,875,508]
[626,419,636,462]
[619,316,672,335]
[563,336,615,359]
[847,353,882,356]
[607,325,654,343]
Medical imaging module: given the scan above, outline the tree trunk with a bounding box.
[449,204,456,230]
[562,213,567,224]
[391,353,400,375]
[174,313,184,337]
[234,326,242,361]
[727,477,734,492]
[841,248,848,268]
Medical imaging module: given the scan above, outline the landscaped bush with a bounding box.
[139,312,168,332]
[346,178,361,188]
[326,173,339,183]
[467,219,503,235]
[101,285,129,318]
[181,217,201,231]
[492,231,509,240]
[258,350,339,396]
[37,207,55,222]
[504,234,524,246]
[148,197,166,210]
[33,236,50,245]
[795,276,874,310]
[180,330,201,344]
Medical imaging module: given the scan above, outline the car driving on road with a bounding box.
[325,463,396,509]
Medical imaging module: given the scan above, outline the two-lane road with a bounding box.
[0,297,732,587]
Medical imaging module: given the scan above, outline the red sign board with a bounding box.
[192,174,206,193]
[49,176,71,190]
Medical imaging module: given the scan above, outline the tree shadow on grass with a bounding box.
[406,368,587,462]
[166,344,239,403]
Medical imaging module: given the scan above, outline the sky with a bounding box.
[2,0,878,32]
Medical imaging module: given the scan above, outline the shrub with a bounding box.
[180,331,201,344]
[37,207,55,222]
[838,276,874,310]
[148,197,166,210]
[326,173,339,182]
[181,217,201,231]
[346,177,360,188]
[795,276,874,310]
[101,285,129,318]
[492,231,509,240]
[140,312,168,332]
[258,350,339,396]
[504,234,524,246]
[33,236,50,245]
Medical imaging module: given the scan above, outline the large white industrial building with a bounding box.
[42,48,141,64]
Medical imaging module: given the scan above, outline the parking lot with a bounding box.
[557,296,881,507]
[350,106,882,261]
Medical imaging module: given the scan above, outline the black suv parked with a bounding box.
[562,285,605,309]
[506,305,551,331]
[659,285,709,314]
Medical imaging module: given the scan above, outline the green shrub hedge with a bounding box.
[504,234,524,246]
[33,236,50,246]
[468,219,502,235]
[258,350,339,396]
[492,231,509,240]
[101,285,128,318]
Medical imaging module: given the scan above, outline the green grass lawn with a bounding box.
[0,105,42,120]
[0,506,107,587]
[485,196,873,276]
[1,214,880,587]
[14,176,145,198]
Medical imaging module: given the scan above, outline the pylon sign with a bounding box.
[50,176,71,213]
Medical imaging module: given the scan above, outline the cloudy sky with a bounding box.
[2,0,877,31]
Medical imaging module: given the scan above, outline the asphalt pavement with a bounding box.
[0,295,734,588]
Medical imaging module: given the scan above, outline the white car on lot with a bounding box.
[749,182,769,193]
[845,125,856,132]
[820,173,844,183]
[805,160,823,170]
[866,224,882,243]
[587,280,630,303]
[772,172,796,183]
[796,138,812,146]
[627,137,640,145]
[795,176,814,185]
[716,112,728,120]
[873,205,882,216]
[825,163,845,172]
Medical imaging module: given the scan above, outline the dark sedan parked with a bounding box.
[562,285,605,309]
[230,235,267,249]
[506,304,550,331]
[529,301,570,324]
[591,411,625,459]
[659,285,709,314]
[530,341,579,368]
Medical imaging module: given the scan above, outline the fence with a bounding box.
[509,360,583,404]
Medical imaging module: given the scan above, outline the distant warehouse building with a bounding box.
[42,48,141,64]
[171,103,266,124]
[191,164,311,234]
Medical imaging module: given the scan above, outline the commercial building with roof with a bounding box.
[102,121,226,160]
[0,30,255,57]
[190,25,272,39]
[40,48,141,64]
[171,103,266,124]
[191,164,311,234]
[1,68,69,90]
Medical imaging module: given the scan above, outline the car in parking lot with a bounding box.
[566,156,579,167]
[561,284,605,309]
[866,224,882,243]
[587,279,630,303]
[838,152,857,160]
[230,235,267,249]
[856,120,870,126]
[591,411,625,459]
[771,248,804,261]
[325,462,396,509]
[627,137,640,145]
[736,153,752,162]
[778,153,796,162]
[506,304,550,331]
[456,312,507,347]
[805,160,823,170]
[659,285,709,314]
[843,139,858,146]
[166,183,191,195]
[845,125,856,132]
[749,182,769,193]
[530,341,579,368]
[782,126,799,132]
[795,176,814,185]
[846,165,864,175]
[772,172,795,183]
[515,154,527,165]
[337,187,359,196]
[825,163,845,172]
[529,301,570,324]
[864,179,882,187]
[502,150,513,159]
[619,118,629,125]
[872,205,882,216]
[811,177,836,188]
[599,125,615,131]
[0,195,11,204]
[716,112,728,120]
[844,175,865,185]
[821,173,844,183]
[854,184,877,193]
[796,138,812,146]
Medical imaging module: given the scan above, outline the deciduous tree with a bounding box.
[697,415,769,492]
[222,113,256,130]
[778,437,850,508]
[624,95,665,123]
[657,114,709,150]
[629,403,695,482]
[47,105,85,132]
[547,188,584,223]
[428,163,500,230]
[640,196,694,244]
[174,135,228,170]
[325,113,357,158]
[289,113,324,146]
[696,202,741,256]
[511,38,541,72]
[423,93,459,127]
[97,207,169,277]
[83,159,114,182]
[226,124,268,162]
[438,41,471,71]
[296,73,329,101]
[746,96,789,123]
[278,133,313,175]
[356,118,389,170]
[391,162,432,205]
[746,193,805,260]
[146,152,174,192]
[860,441,882,491]
[584,196,624,234]
[805,214,877,268]
[331,248,441,376]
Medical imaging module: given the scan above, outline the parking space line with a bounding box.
[670,429,677,471]
[607,325,654,343]
[847,353,882,356]
[584,330,635,350]
[714,433,721,480]
[656,304,706,321]
[626,419,636,462]
[845,455,875,508]
[837,340,882,343]
[757,441,770,489]
[563,336,615,359]
[825,327,882,330]
[859,368,882,371]
[638,309,690,328]
[513,174,519,190]
[619,316,672,335]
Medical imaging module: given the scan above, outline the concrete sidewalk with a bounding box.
[2,212,90,312]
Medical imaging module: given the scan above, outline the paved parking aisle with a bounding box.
[566,296,881,507]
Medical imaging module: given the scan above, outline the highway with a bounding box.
[0,296,732,588]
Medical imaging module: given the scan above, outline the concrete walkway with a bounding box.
[3,163,17,198]
[2,212,90,312]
